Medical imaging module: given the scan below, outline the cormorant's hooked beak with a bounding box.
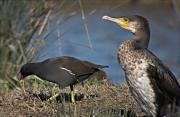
[102,16,129,29]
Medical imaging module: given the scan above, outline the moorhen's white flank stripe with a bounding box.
[59,66,75,75]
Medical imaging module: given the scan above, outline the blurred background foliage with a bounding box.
[0,0,50,89]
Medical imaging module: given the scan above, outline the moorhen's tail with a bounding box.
[97,65,109,69]
[82,60,109,69]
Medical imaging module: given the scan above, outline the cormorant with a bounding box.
[19,56,108,103]
[102,15,180,117]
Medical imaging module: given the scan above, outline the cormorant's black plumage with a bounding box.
[103,15,180,117]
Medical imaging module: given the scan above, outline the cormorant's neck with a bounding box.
[133,28,150,49]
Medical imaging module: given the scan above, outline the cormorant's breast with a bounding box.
[118,39,180,116]
[118,40,162,116]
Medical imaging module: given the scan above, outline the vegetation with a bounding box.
[0,1,141,116]
[0,0,179,116]
[0,0,49,89]
[0,79,141,117]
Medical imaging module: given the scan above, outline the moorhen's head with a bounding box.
[19,63,33,80]
[102,15,149,34]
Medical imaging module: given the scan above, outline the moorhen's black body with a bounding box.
[19,56,108,103]
[103,15,180,117]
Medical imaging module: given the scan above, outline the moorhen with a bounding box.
[19,56,108,103]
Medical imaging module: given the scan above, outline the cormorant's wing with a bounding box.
[147,62,180,99]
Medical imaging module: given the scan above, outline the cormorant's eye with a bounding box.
[123,18,129,22]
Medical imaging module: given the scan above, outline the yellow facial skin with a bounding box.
[102,16,129,29]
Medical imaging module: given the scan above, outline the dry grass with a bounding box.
[0,0,179,117]
[0,81,144,117]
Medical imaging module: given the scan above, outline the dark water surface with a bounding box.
[33,1,180,83]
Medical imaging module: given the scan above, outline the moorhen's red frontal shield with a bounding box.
[19,73,25,80]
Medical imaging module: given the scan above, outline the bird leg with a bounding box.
[48,86,61,101]
[19,80,25,93]
[48,92,60,101]
[70,85,75,104]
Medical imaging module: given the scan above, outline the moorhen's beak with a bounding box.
[19,73,24,80]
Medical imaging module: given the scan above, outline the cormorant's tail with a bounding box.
[169,98,180,117]
[160,98,180,117]
[175,99,180,117]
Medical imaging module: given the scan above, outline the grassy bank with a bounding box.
[0,80,143,117]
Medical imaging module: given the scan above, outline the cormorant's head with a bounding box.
[102,15,149,34]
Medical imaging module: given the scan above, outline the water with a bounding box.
[33,1,180,83]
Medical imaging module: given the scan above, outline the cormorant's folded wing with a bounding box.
[147,63,180,99]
